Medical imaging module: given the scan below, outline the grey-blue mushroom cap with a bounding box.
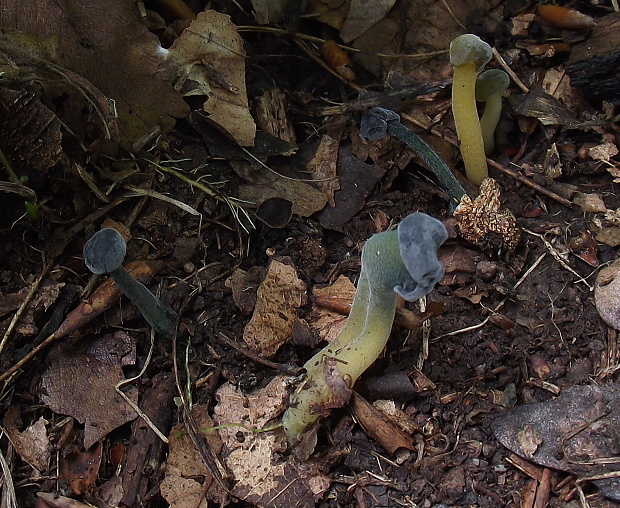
[395,213,448,301]
[83,228,127,275]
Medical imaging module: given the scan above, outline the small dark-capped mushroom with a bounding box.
[83,228,176,338]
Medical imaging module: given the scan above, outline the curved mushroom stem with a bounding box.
[282,232,400,444]
[282,213,448,445]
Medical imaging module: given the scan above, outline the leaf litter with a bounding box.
[0,0,620,506]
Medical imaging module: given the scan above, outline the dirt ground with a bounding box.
[1,1,620,507]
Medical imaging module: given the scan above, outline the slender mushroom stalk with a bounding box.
[360,107,466,208]
[450,34,493,185]
[282,213,448,445]
[83,228,177,338]
[476,69,510,155]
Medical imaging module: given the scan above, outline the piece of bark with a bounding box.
[255,88,296,145]
[120,372,176,508]
[567,13,620,102]
[348,391,415,455]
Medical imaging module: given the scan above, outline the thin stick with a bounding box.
[216,332,303,376]
[493,48,529,94]
[433,252,546,340]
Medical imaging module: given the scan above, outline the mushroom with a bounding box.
[282,213,447,445]
[449,33,493,185]
[476,69,510,155]
[83,228,176,338]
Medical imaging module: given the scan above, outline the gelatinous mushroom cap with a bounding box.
[83,228,127,275]
[476,69,510,102]
[395,213,448,301]
[449,34,493,72]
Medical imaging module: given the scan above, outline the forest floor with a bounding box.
[1,1,620,507]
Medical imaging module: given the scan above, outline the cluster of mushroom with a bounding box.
[450,34,509,184]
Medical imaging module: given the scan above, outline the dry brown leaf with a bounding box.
[308,0,350,30]
[165,10,256,146]
[59,442,102,495]
[588,142,619,162]
[3,407,50,472]
[251,0,288,25]
[160,406,223,508]
[236,163,328,217]
[213,378,330,507]
[242,260,307,357]
[572,192,607,213]
[309,275,356,343]
[340,0,397,42]
[0,0,188,150]
[40,333,138,449]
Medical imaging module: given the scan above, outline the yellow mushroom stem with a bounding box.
[479,91,502,155]
[452,61,488,185]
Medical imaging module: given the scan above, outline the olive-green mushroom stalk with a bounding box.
[282,213,447,445]
[476,69,510,155]
[450,34,493,185]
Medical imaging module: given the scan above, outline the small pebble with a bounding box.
[476,260,498,281]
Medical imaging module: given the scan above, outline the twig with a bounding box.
[493,47,529,94]
[433,252,546,340]
[216,332,304,376]
[523,229,594,290]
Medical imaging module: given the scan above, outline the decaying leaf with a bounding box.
[595,258,620,330]
[165,10,256,146]
[572,192,607,213]
[40,333,138,449]
[307,0,350,30]
[317,145,387,230]
[225,266,266,315]
[339,0,397,42]
[454,178,520,253]
[242,260,307,358]
[493,384,620,501]
[59,442,103,495]
[213,378,330,507]
[0,0,188,150]
[160,406,224,508]
[3,407,50,472]
[235,159,328,218]
[251,0,288,24]
[309,275,356,343]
